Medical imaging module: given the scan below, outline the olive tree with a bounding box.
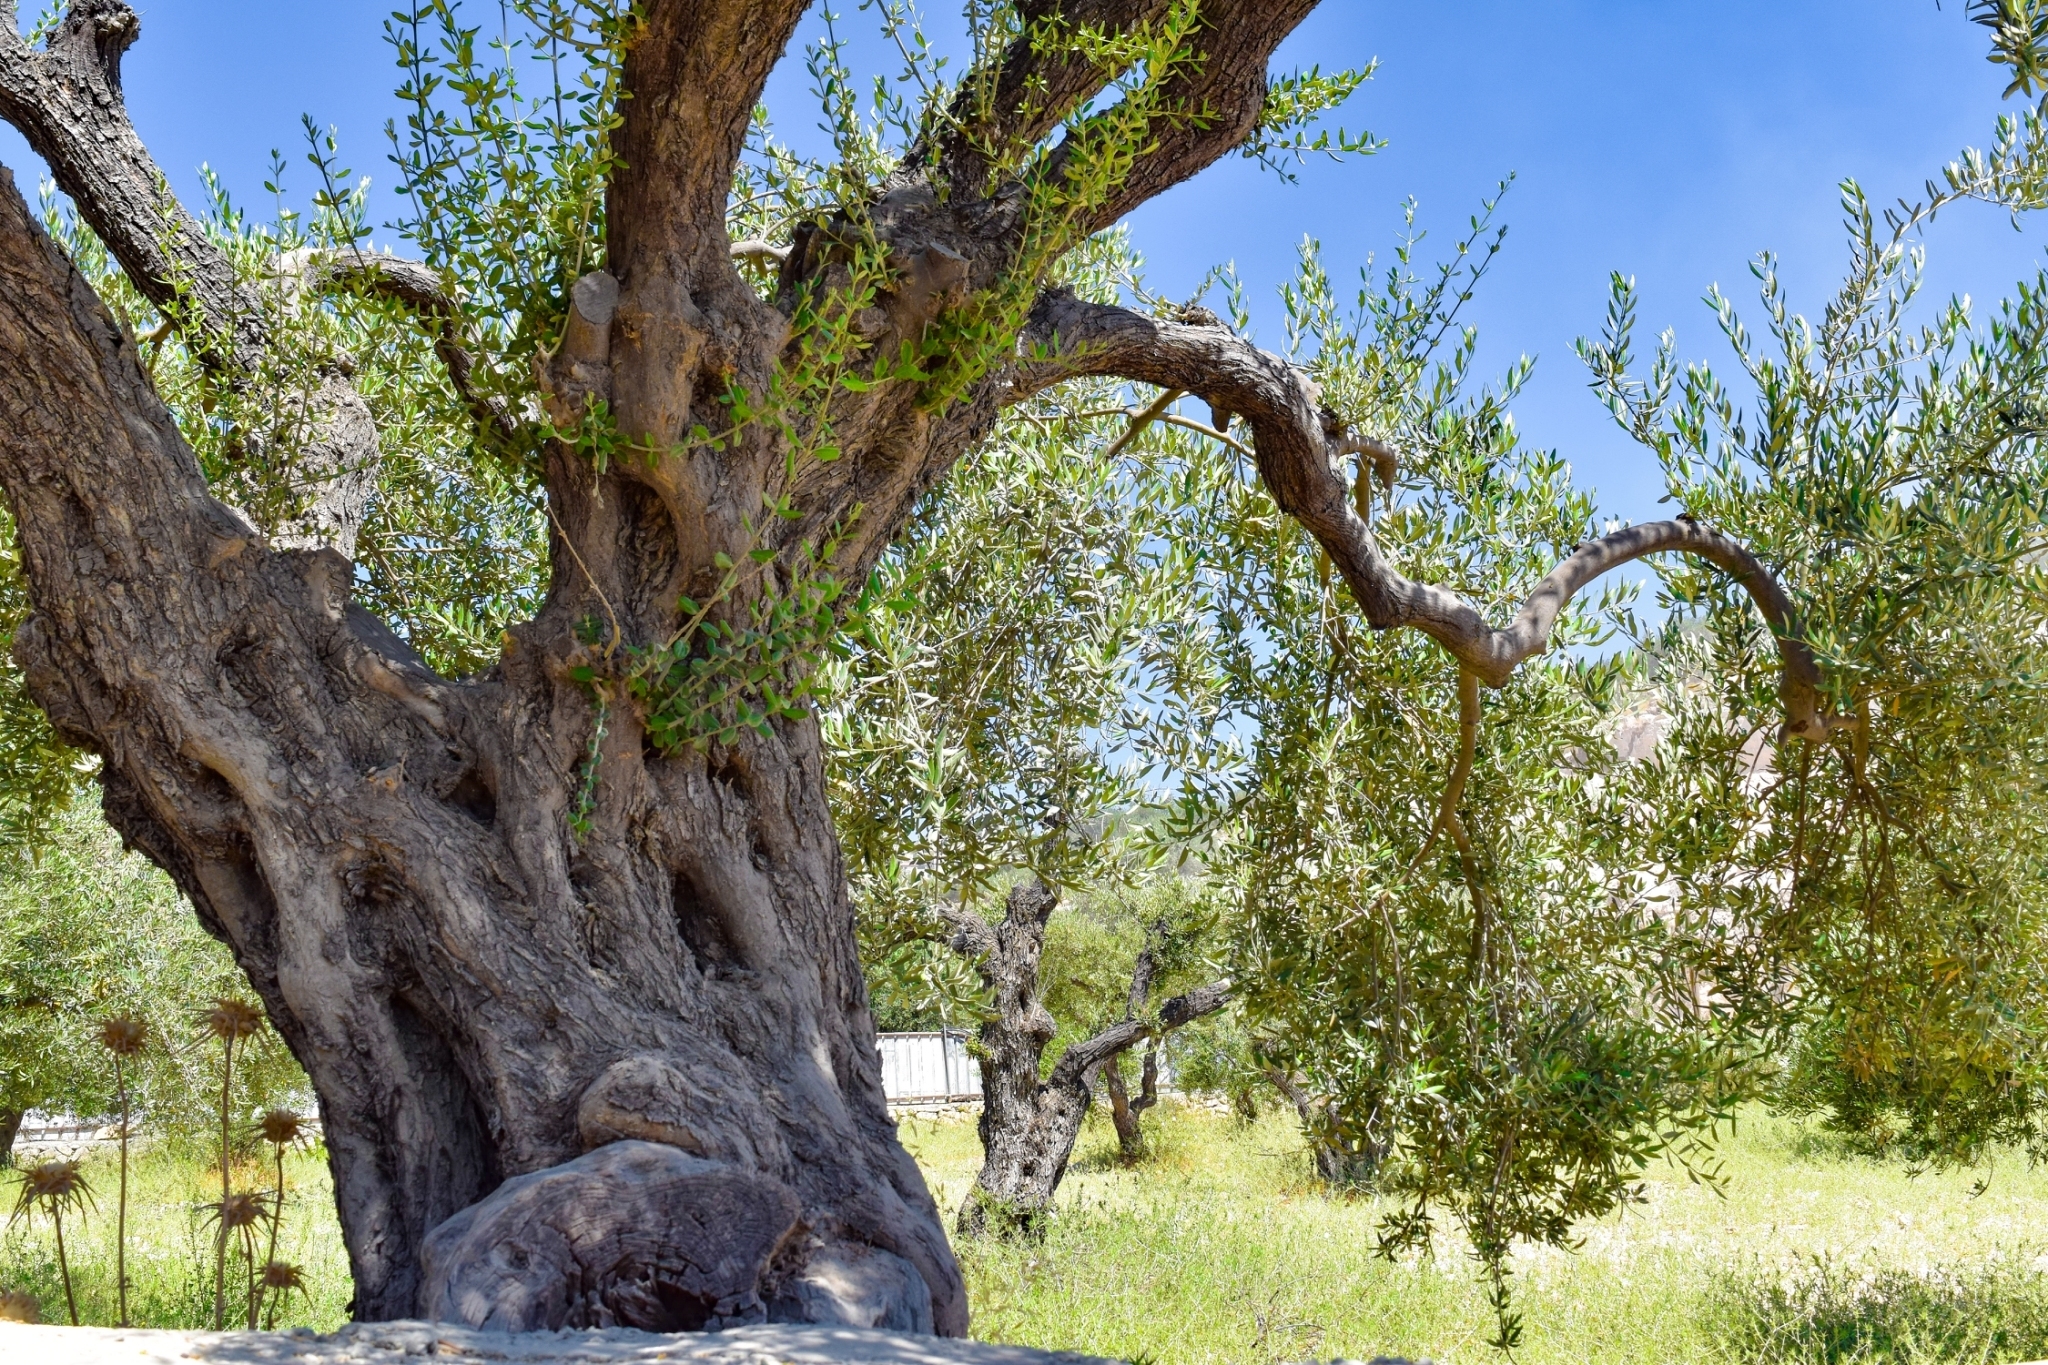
[0,0,2016,1340]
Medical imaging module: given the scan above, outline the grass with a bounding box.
[898,1104,2048,1365]
[0,1141,350,1331]
[6,1104,2048,1363]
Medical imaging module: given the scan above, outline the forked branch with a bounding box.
[1014,291,1836,742]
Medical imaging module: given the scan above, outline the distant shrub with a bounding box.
[1709,1253,2048,1364]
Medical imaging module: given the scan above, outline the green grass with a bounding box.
[0,1141,350,1331]
[7,1105,2048,1363]
[899,1104,2048,1365]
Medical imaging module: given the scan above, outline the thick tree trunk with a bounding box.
[0,171,963,1332]
[0,1106,21,1167]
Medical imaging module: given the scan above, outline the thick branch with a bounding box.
[0,0,259,370]
[1050,977,1232,1085]
[916,1,1175,196]
[612,0,808,279]
[1037,0,1321,235]
[1015,292,1834,741]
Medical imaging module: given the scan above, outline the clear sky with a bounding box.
[3,2,2041,521]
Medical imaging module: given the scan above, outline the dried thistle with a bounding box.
[99,1013,146,1325]
[254,1109,304,1148]
[208,1190,270,1232]
[0,1287,38,1323]
[207,1190,272,1331]
[10,1160,95,1326]
[252,1109,306,1324]
[202,996,263,1329]
[201,997,264,1043]
[258,1260,308,1329]
[97,1014,148,1056]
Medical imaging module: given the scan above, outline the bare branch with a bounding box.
[729,239,790,265]
[1049,977,1232,1084]
[1016,291,1837,742]
[0,0,260,371]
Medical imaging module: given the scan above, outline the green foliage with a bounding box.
[1581,111,2048,1171]
[1197,201,1740,1348]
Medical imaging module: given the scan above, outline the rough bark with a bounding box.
[946,887,1227,1234]
[0,0,1835,1340]
[0,170,957,1330]
[0,3,386,557]
[1100,1046,1158,1164]
[0,1105,21,1167]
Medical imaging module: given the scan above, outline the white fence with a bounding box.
[877,1030,981,1104]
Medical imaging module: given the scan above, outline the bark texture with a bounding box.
[945,887,1227,1234]
[0,3,397,559]
[0,1105,21,1166]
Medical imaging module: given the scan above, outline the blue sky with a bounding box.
[2,1,2041,520]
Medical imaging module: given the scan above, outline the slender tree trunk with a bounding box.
[1102,1045,1159,1164]
[1265,1068,1384,1187]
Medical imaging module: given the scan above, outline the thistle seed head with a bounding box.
[260,1260,307,1292]
[202,997,265,1043]
[255,1109,304,1147]
[210,1190,271,1231]
[0,1287,38,1323]
[10,1159,95,1224]
[97,1014,148,1056]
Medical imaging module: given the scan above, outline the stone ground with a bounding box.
[0,1321,1121,1364]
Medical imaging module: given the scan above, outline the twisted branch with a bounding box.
[1014,290,1836,742]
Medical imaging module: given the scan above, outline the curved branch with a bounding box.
[1015,291,1835,742]
[0,0,260,371]
[286,251,518,451]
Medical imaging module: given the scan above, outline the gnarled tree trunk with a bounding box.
[1102,1046,1160,1164]
[946,886,1227,1235]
